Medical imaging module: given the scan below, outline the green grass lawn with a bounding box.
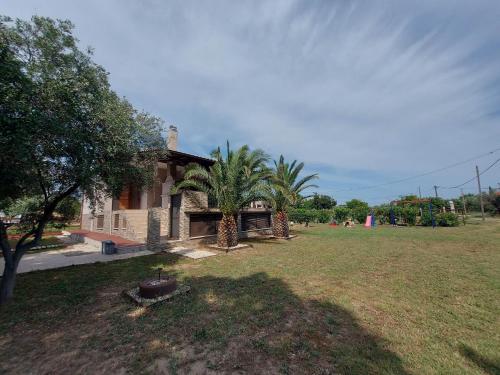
[0,220,499,374]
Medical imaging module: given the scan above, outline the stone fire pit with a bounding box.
[139,276,177,299]
[124,268,190,307]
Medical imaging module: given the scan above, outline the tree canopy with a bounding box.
[0,15,164,303]
[300,193,336,210]
[345,199,369,210]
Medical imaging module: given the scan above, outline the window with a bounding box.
[122,217,127,230]
[113,214,120,230]
[96,215,104,230]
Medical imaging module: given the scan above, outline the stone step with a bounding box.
[115,244,148,254]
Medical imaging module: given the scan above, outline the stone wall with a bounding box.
[179,191,209,241]
[238,228,273,238]
[160,208,169,237]
[147,208,163,251]
[147,208,161,244]
[80,213,92,231]
[182,190,208,211]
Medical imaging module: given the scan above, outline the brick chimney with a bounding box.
[167,125,178,151]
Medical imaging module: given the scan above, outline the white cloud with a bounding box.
[3,0,500,202]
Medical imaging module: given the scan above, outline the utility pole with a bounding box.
[476,165,485,221]
[460,188,466,214]
[418,186,423,216]
[461,188,466,225]
[433,185,439,198]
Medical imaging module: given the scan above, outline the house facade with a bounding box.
[80,126,272,247]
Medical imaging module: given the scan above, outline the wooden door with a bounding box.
[118,186,130,209]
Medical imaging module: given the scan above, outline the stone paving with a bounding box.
[2,233,218,275]
[168,247,217,259]
[1,242,154,274]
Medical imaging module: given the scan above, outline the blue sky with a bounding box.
[3,0,500,204]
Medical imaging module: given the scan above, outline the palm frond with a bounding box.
[174,141,271,215]
[264,155,319,212]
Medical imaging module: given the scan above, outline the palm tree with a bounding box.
[263,156,318,238]
[173,142,269,248]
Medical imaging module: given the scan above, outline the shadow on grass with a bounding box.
[137,272,410,374]
[0,252,183,326]
[1,265,409,374]
[459,344,500,375]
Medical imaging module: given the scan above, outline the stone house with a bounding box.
[80,126,272,247]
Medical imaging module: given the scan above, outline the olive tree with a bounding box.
[0,16,163,303]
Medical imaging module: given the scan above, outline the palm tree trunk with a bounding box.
[217,214,238,248]
[273,211,289,238]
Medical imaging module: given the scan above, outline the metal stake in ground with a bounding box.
[429,202,436,229]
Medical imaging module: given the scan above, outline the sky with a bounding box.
[3,0,500,204]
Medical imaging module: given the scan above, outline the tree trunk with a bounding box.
[0,183,79,305]
[217,214,238,249]
[0,257,20,305]
[273,211,289,238]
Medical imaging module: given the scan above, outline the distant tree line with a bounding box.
[288,187,500,227]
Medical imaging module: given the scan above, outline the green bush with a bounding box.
[352,207,369,224]
[402,206,418,226]
[289,209,334,224]
[374,205,390,224]
[421,210,459,227]
[333,206,351,223]
[288,209,316,224]
[430,197,447,210]
[421,209,437,226]
[315,210,333,223]
[436,212,459,227]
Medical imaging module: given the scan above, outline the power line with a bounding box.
[331,146,500,193]
[439,158,500,189]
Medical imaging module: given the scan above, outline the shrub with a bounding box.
[333,206,351,223]
[429,197,447,210]
[421,210,434,226]
[402,206,418,226]
[315,210,333,223]
[288,209,316,225]
[352,207,369,224]
[289,209,334,224]
[421,210,459,227]
[374,205,390,224]
[436,212,459,227]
